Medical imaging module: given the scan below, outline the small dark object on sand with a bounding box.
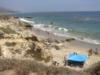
[55,40,60,43]
[65,38,75,42]
[52,61,59,66]
[25,35,39,41]
[54,45,60,50]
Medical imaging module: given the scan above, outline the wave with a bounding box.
[19,18,100,45]
[19,18,35,24]
[73,36,100,45]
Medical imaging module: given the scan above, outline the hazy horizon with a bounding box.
[0,0,100,13]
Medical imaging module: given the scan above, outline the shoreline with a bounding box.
[19,17,100,45]
[18,17,100,68]
[31,26,100,51]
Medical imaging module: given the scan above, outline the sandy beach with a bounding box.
[0,16,99,75]
[30,26,100,69]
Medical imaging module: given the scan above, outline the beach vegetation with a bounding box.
[0,27,16,34]
[0,59,90,75]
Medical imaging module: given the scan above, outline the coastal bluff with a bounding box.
[0,15,99,75]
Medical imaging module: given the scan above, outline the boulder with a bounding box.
[65,38,75,42]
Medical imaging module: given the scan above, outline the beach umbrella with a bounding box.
[68,54,88,62]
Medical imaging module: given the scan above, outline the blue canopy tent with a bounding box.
[65,53,88,67]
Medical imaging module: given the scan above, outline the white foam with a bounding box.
[74,36,100,45]
[54,32,100,45]
[19,18,35,24]
[82,38,100,45]
[57,27,68,32]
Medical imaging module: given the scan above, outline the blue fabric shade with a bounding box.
[68,53,88,62]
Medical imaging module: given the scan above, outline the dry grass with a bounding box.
[0,58,90,75]
[85,61,100,75]
[0,27,16,34]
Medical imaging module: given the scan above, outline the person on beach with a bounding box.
[47,31,50,35]
[64,54,68,66]
[88,48,93,56]
[94,48,98,55]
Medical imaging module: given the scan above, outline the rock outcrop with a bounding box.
[0,16,52,62]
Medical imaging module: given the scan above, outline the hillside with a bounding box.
[0,15,99,75]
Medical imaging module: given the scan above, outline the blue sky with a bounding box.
[0,0,100,12]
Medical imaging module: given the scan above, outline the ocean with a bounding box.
[10,12,100,44]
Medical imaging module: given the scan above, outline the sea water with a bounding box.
[11,12,100,44]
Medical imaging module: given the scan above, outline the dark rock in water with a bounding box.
[24,23,33,28]
[25,17,32,18]
[65,38,75,42]
[19,21,33,28]
[50,22,53,25]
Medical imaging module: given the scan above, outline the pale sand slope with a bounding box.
[0,70,16,75]
[0,16,99,73]
[0,70,38,75]
[31,27,100,70]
